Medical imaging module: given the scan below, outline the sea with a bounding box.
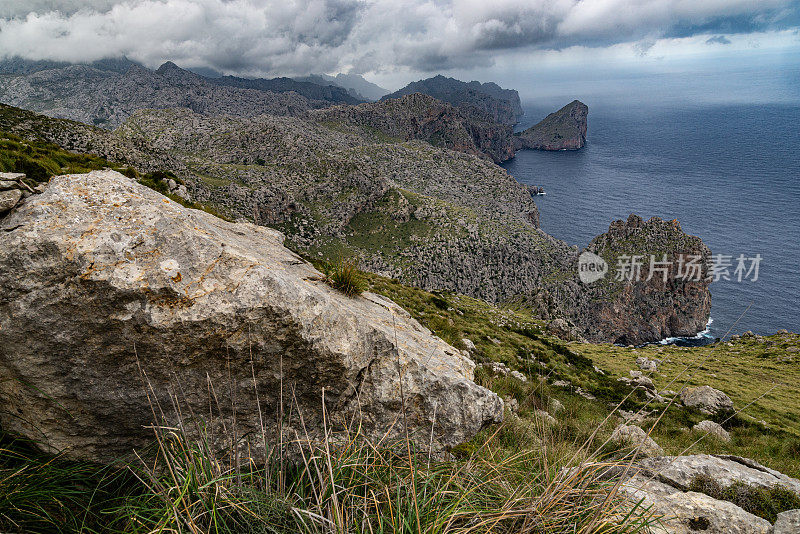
[502,101,800,342]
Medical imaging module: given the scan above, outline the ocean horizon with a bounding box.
[503,100,800,340]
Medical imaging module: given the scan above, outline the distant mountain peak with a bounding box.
[156,61,181,73]
[381,75,523,125]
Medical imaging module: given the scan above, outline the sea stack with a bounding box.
[515,100,588,151]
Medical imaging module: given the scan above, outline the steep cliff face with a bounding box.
[310,93,515,163]
[576,214,712,345]
[381,75,523,125]
[515,100,588,151]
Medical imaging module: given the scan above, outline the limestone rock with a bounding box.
[636,356,659,372]
[774,509,800,534]
[621,475,772,533]
[610,424,663,457]
[680,386,733,415]
[0,188,22,214]
[0,170,503,463]
[692,420,731,442]
[637,455,800,495]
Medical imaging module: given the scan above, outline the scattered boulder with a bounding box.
[637,455,800,495]
[504,397,520,413]
[610,424,664,457]
[0,170,503,463]
[0,172,35,215]
[509,370,528,382]
[636,356,659,372]
[548,398,564,415]
[680,386,733,415]
[693,420,731,442]
[0,188,22,215]
[534,410,557,426]
[461,338,476,352]
[618,370,657,393]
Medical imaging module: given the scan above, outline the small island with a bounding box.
[515,100,588,151]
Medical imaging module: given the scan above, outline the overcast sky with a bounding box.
[1,0,799,99]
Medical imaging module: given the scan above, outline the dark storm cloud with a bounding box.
[0,0,798,76]
[706,35,733,45]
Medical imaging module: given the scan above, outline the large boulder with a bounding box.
[0,170,503,463]
[680,386,734,415]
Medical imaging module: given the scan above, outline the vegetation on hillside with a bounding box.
[0,130,229,220]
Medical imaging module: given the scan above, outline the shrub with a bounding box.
[689,474,800,523]
[321,259,366,297]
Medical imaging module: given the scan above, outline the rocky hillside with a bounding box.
[515,100,588,151]
[310,93,515,163]
[382,74,523,125]
[206,71,364,105]
[296,73,390,101]
[0,103,710,344]
[0,60,353,129]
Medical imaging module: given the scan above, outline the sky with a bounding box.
[1,0,799,100]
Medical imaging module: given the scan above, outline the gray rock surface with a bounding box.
[0,170,503,463]
[0,188,22,214]
[680,386,734,415]
[637,454,800,494]
[621,475,772,533]
[692,420,731,442]
[774,509,800,534]
[611,424,664,457]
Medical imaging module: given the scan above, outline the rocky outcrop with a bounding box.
[0,61,343,129]
[0,103,713,346]
[309,93,516,163]
[620,454,800,533]
[381,75,523,125]
[0,170,503,463]
[577,214,712,345]
[515,100,588,151]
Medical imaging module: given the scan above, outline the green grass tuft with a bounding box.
[321,259,367,297]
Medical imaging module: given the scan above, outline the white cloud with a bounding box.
[0,0,797,77]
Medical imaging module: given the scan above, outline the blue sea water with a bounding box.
[502,102,800,339]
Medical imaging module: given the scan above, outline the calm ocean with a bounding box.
[502,102,800,339]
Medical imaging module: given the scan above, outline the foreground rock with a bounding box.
[0,170,503,463]
[514,100,588,151]
[621,454,800,533]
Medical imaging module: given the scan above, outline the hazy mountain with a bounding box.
[0,60,357,128]
[296,73,389,101]
[381,75,523,125]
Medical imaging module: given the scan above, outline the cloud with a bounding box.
[0,0,797,76]
[706,35,732,45]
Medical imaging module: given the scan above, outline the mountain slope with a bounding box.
[296,73,389,101]
[0,61,353,129]
[0,102,710,344]
[382,75,523,125]
[309,93,515,163]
